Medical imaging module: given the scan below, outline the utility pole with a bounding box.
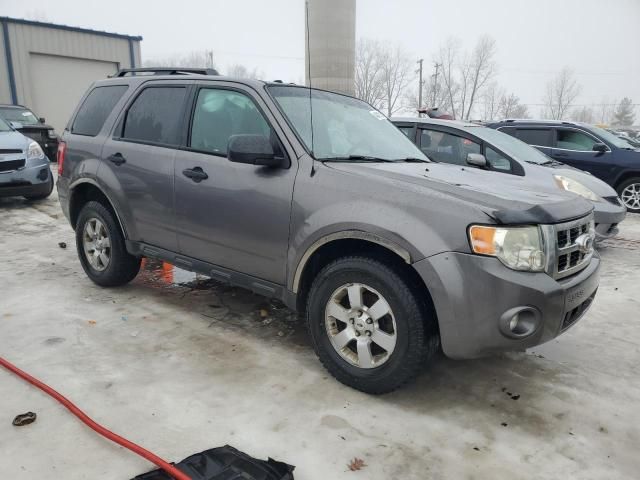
[432,62,441,107]
[416,59,424,116]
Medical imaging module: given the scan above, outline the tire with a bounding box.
[617,177,640,214]
[23,175,54,201]
[306,256,439,394]
[75,201,141,287]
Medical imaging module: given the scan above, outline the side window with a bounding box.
[419,129,480,165]
[516,129,551,147]
[122,87,187,145]
[190,88,271,155]
[72,85,128,136]
[397,126,414,139]
[556,129,599,151]
[485,147,512,172]
[498,127,517,138]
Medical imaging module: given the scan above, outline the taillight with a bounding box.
[57,141,66,175]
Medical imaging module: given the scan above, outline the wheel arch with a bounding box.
[614,171,640,190]
[68,179,128,237]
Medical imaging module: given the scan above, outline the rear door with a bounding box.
[101,83,191,251]
[551,127,613,180]
[173,83,296,284]
[508,127,554,157]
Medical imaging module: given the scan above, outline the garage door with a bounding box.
[28,54,119,132]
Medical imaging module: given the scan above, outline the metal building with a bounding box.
[305,0,356,96]
[0,17,141,132]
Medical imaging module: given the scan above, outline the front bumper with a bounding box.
[0,158,52,197]
[594,199,626,239]
[414,251,600,359]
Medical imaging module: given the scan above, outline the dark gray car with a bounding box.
[57,69,600,393]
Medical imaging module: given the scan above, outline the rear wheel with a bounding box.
[75,201,140,286]
[306,256,438,394]
[617,177,640,213]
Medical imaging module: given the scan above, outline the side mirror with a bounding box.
[227,134,283,167]
[39,117,46,124]
[466,153,488,168]
[592,143,607,153]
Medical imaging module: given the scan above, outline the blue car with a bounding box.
[487,120,640,213]
[0,117,53,200]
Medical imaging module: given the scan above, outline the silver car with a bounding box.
[0,117,53,200]
[393,117,626,239]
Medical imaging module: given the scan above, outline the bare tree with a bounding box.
[498,93,529,119]
[542,68,581,120]
[481,82,503,120]
[572,106,595,124]
[404,74,449,114]
[226,64,263,79]
[143,50,217,70]
[379,45,413,117]
[354,39,386,111]
[597,97,616,125]
[463,36,497,119]
[436,38,462,118]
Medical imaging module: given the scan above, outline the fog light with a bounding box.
[499,306,541,339]
[37,168,49,181]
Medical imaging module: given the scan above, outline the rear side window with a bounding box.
[515,128,551,147]
[122,87,187,145]
[72,85,128,136]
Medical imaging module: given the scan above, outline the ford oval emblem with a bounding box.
[575,233,594,254]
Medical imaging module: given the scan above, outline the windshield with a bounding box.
[468,126,555,164]
[0,117,12,132]
[588,125,637,149]
[0,107,39,126]
[268,86,428,162]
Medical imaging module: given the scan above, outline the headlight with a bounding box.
[469,225,545,272]
[27,141,45,161]
[554,175,600,202]
[48,129,57,139]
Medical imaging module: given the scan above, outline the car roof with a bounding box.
[489,119,591,128]
[92,73,270,89]
[392,116,482,129]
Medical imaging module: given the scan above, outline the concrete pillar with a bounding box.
[305,0,356,96]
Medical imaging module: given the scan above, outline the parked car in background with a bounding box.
[57,69,600,394]
[0,104,59,162]
[487,120,640,213]
[393,118,626,239]
[0,117,53,200]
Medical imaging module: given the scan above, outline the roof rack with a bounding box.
[112,67,219,77]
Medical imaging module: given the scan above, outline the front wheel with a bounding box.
[617,177,640,214]
[306,256,438,394]
[75,201,141,287]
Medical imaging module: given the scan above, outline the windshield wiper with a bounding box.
[395,157,430,163]
[319,155,395,163]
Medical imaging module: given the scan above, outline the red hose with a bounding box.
[0,356,191,480]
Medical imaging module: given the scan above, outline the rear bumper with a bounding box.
[0,159,52,197]
[594,200,626,239]
[414,251,600,359]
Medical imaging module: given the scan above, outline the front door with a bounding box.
[101,84,190,252]
[173,85,296,284]
[551,127,614,181]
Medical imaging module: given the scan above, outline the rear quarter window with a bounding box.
[71,85,128,136]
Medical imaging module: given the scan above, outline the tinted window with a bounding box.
[122,87,187,145]
[190,89,270,155]
[498,127,517,138]
[556,129,599,151]
[485,147,512,172]
[420,129,480,165]
[515,129,551,147]
[72,85,128,136]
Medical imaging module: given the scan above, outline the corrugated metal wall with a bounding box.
[0,19,141,131]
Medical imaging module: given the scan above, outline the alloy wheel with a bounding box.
[82,218,111,271]
[621,183,640,210]
[324,283,397,369]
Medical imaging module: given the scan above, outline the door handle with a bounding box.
[182,167,209,183]
[108,153,126,165]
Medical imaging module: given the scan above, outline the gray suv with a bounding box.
[57,68,601,393]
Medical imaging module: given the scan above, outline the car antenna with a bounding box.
[305,0,317,177]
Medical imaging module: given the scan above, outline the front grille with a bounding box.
[551,215,594,279]
[562,289,597,330]
[0,159,26,172]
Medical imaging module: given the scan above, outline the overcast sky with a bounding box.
[2,0,639,117]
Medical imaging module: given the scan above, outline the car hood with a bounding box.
[0,130,30,151]
[327,161,593,224]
